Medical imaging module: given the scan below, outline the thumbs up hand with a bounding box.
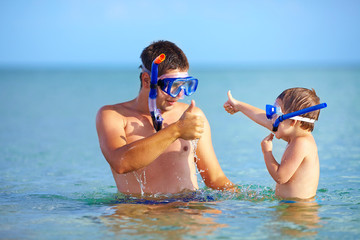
[177,100,204,140]
[223,90,240,114]
[185,99,196,113]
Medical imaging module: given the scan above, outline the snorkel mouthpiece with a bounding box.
[149,54,166,131]
[272,103,327,132]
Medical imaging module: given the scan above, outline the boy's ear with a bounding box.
[290,119,297,127]
[141,72,151,88]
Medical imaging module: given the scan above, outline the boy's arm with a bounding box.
[224,90,273,131]
[96,101,204,174]
[261,134,307,184]
[195,108,235,190]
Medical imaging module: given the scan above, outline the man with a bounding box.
[96,40,233,194]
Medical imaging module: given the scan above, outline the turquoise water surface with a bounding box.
[0,67,359,239]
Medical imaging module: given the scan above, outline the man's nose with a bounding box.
[177,89,185,99]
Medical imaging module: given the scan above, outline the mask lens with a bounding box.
[185,79,197,95]
[266,103,282,120]
[169,78,198,97]
[266,105,276,119]
[159,77,198,97]
[169,80,184,97]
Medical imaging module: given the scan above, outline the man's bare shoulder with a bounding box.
[97,101,133,117]
[96,100,136,128]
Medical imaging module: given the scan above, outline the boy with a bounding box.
[224,88,324,200]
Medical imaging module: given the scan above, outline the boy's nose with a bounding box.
[271,116,277,125]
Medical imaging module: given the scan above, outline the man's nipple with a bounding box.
[183,146,188,151]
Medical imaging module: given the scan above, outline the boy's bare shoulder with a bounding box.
[292,133,318,155]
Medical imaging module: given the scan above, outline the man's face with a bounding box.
[156,69,187,112]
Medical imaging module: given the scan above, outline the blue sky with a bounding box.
[1,0,359,67]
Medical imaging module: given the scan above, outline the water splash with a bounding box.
[191,139,199,162]
[133,170,147,196]
[234,184,277,202]
[111,185,277,205]
[191,139,207,185]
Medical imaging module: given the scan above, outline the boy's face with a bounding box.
[273,99,293,140]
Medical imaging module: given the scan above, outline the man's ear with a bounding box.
[141,72,151,88]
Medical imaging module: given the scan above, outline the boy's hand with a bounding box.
[177,100,204,140]
[223,90,239,114]
[261,133,274,153]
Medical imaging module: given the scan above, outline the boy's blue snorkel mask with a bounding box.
[147,53,199,131]
[266,102,327,132]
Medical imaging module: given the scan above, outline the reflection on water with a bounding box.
[271,200,322,238]
[99,188,323,239]
[98,187,278,239]
[101,201,226,239]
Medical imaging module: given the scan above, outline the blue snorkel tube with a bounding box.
[272,103,327,132]
[149,53,166,131]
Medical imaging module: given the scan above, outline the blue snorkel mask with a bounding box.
[158,73,198,98]
[266,102,328,132]
[147,54,199,131]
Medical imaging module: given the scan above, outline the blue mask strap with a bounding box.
[272,103,327,132]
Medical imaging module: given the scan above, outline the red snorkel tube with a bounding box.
[149,53,166,131]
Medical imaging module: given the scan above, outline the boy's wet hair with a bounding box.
[277,88,321,132]
[139,40,189,88]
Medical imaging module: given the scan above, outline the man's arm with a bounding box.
[194,108,234,190]
[96,101,203,174]
[224,90,273,131]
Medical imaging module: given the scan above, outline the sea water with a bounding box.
[0,66,359,239]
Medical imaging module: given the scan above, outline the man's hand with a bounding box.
[261,133,274,153]
[177,100,204,140]
[223,90,240,114]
